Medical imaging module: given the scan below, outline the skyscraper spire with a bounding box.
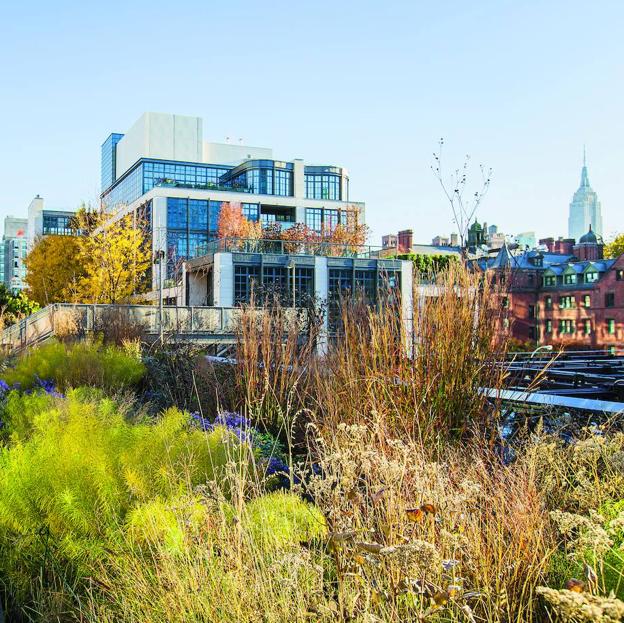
[568,145,602,241]
[580,146,589,187]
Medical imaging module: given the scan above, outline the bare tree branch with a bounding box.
[431,138,492,248]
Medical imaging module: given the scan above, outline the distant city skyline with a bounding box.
[1,0,623,245]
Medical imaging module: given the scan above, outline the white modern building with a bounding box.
[26,195,77,248]
[100,112,365,296]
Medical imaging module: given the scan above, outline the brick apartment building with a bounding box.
[475,227,624,350]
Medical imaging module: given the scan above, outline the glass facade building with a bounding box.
[165,197,260,277]
[220,160,294,197]
[101,133,124,192]
[102,160,233,210]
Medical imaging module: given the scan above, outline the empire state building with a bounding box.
[568,149,603,242]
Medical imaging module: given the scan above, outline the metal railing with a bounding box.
[0,304,248,354]
[194,237,381,259]
[154,180,254,193]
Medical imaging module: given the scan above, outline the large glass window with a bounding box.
[293,267,314,305]
[167,198,188,229]
[143,160,229,192]
[242,203,260,221]
[222,162,293,196]
[42,213,75,236]
[354,269,376,304]
[305,208,322,232]
[234,265,260,304]
[305,173,342,200]
[262,266,287,302]
[305,207,355,234]
[165,198,225,278]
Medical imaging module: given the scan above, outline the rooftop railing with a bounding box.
[154,179,254,193]
[194,237,382,259]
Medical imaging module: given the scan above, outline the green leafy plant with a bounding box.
[1,340,145,391]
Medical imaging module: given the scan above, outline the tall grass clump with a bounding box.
[235,299,318,433]
[307,262,509,447]
[1,339,145,391]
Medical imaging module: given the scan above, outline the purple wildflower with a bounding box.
[265,456,289,475]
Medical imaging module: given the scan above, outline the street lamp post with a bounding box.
[288,260,296,308]
[154,249,165,342]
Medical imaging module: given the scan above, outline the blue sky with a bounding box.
[1,0,622,244]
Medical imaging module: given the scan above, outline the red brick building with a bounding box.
[476,228,624,350]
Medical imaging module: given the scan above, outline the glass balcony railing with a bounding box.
[154,179,254,193]
[193,237,382,259]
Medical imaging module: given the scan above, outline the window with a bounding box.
[293,267,315,305]
[607,319,616,334]
[305,207,355,234]
[585,271,599,283]
[558,319,575,335]
[545,319,553,334]
[304,173,343,200]
[262,266,287,302]
[559,296,575,309]
[234,265,260,304]
[544,295,553,310]
[501,296,509,309]
[583,294,591,308]
[583,319,591,335]
[166,198,222,278]
[305,208,322,232]
[528,274,535,286]
[328,269,353,299]
[42,213,74,236]
[354,269,377,304]
[605,292,615,308]
[544,275,556,287]
[564,273,577,285]
[617,269,624,281]
[241,203,260,222]
[528,326,537,340]
[528,304,536,318]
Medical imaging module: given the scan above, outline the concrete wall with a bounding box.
[203,141,272,165]
[213,253,233,307]
[116,113,203,179]
[400,259,414,351]
[293,159,305,200]
[27,195,44,246]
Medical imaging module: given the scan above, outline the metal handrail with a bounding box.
[194,237,381,259]
[0,304,247,355]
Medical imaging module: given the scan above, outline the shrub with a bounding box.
[244,491,326,549]
[0,393,249,610]
[0,388,57,442]
[1,340,145,391]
